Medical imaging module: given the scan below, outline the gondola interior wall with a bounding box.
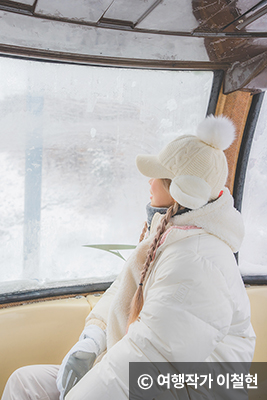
[0,0,267,397]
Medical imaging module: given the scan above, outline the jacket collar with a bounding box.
[150,188,244,253]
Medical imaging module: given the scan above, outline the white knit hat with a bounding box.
[136,115,236,209]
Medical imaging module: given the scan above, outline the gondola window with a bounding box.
[239,92,267,277]
[0,57,213,294]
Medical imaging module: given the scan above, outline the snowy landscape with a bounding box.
[239,94,267,276]
[0,58,213,294]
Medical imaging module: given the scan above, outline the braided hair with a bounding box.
[127,199,180,329]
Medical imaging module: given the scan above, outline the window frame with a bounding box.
[233,92,266,285]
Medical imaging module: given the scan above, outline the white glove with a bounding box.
[57,325,106,399]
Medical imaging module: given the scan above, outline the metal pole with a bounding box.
[23,94,43,280]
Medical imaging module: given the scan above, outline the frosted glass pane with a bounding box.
[0,151,24,280]
[0,57,213,294]
[239,93,267,276]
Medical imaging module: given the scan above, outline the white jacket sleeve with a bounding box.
[85,272,122,329]
[66,249,233,400]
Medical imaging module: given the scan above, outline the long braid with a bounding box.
[127,202,179,329]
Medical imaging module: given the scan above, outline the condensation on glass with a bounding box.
[0,57,213,294]
[239,93,267,276]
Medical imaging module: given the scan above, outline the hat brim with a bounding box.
[136,154,174,179]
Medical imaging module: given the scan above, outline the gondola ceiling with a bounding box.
[0,0,266,93]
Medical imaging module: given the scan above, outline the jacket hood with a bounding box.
[168,187,244,253]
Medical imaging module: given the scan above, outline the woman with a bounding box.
[2,115,255,400]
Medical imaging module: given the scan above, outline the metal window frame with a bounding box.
[233,92,265,213]
[0,281,113,305]
[206,70,224,116]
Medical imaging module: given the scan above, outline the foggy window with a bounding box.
[239,93,267,277]
[0,57,213,294]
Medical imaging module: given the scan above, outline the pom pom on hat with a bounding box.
[196,115,236,151]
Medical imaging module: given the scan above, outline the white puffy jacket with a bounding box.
[66,188,255,400]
